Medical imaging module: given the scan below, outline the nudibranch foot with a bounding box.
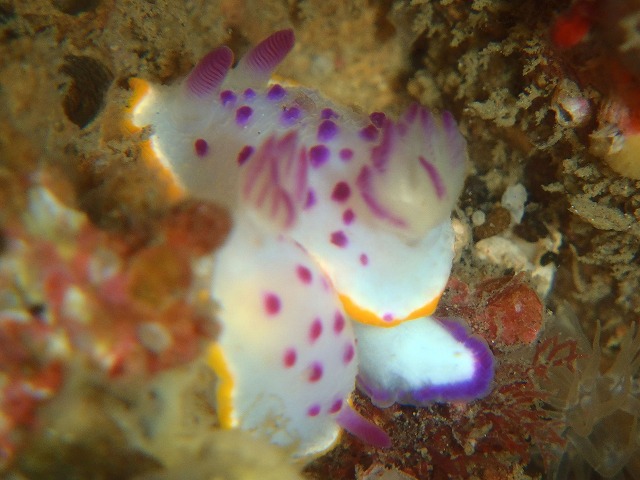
[353,316,494,408]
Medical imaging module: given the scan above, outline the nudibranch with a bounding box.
[126,29,494,456]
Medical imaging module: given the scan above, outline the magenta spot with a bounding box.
[309,145,330,168]
[236,106,253,126]
[220,90,236,106]
[308,362,323,382]
[331,181,351,202]
[281,106,301,125]
[359,124,379,141]
[267,84,286,101]
[309,318,323,343]
[383,313,394,322]
[359,253,369,266]
[237,145,254,165]
[304,189,316,209]
[329,399,343,414]
[194,138,208,157]
[317,120,339,142]
[369,111,386,128]
[330,230,348,248]
[243,88,256,99]
[307,404,321,417]
[342,208,355,225]
[264,293,281,315]
[283,348,297,368]
[333,312,345,334]
[296,265,312,284]
[321,108,337,119]
[339,148,354,161]
[343,343,355,364]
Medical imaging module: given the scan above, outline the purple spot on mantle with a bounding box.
[281,106,301,126]
[264,293,281,315]
[309,318,323,343]
[236,145,254,165]
[308,362,323,382]
[329,399,343,414]
[307,404,321,417]
[317,120,339,142]
[296,265,312,284]
[220,90,236,107]
[194,138,208,157]
[383,313,394,322]
[342,209,355,225]
[419,156,446,199]
[283,348,297,368]
[236,106,253,126]
[321,108,337,119]
[343,343,355,364]
[331,181,351,202]
[359,253,368,266]
[369,111,386,128]
[267,84,286,101]
[243,88,256,99]
[339,148,353,161]
[330,230,348,248]
[359,124,379,142]
[309,145,330,168]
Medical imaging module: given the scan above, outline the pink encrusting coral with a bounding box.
[128,29,494,456]
[0,181,229,467]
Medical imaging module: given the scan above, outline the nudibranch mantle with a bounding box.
[127,29,494,457]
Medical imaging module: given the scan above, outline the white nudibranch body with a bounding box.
[127,29,494,456]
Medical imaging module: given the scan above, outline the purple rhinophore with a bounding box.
[331,181,351,202]
[194,138,208,157]
[339,148,354,161]
[317,119,339,142]
[309,145,330,168]
[330,230,348,248]
[356,166,406,228]
[419,156,446,199]
[220,90,237,107]
[185,46,233,98]
[335,403,391,448]
[369,111,386,128]
[243,29,295,75]
[410,318,494,403]
[320,108,338,119]
[359,124,379,142]
[236,145,254,165]
[236,105,253,126]
[267,83,286,101]
[243,88,256,100]
[281,106,301,126]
